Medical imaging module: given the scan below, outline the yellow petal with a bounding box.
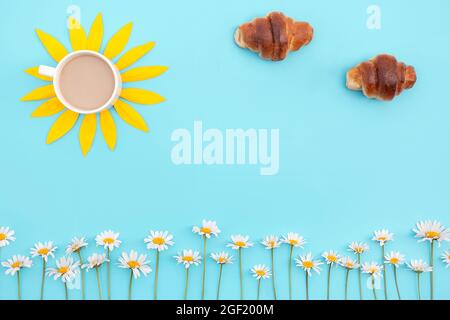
[121,66,168,82]
[104,22,133,60]
[46,110,79,144]
[24,67,53,82]
[68,17,88,51]
[120,88,165,105]
[21,85,55,101]
[87,13,103,52]
[79,114,97,156]
[31,98,65,117]
[114,99,149,132]
[100,109,116,150]
[36,29,69,62]
[115,42,155,71]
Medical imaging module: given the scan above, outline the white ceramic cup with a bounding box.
[39,50,122,114]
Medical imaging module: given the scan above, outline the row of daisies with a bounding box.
[0,220,449,300]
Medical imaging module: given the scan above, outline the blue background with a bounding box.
[0,0,449,300]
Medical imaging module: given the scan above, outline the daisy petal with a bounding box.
[104,22,133,60]
[79,114,97,156]
[121,66,168,82]
[100,109,116,150]
[46,110,79,144]
[68,17,88,51]
[120,88,165,105]
[115,42,155,71]
[114,99,149,132]
[36,29,69,62]
[87,13,103,52]
[21,85,55,101]
[25,67,52,82]
[31,98,65,117]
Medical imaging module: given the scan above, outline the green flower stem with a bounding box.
[64,282,69,300]
[40,259,46,300]
[357,254,363,300]
[393,265,401,300]
[77,251,85,300]
[344,269,350,300]
[239,248,244,300]
[271,248,277,300]
[381,246,387,300]
[257,279,261,300]
[216,264,223,300]
[372,276,377,300]
[201,236,207,300]
[184,268,190,300]
[154,250,160,300]
[430,240,434,300]
[107,248,111,300]
[417,272,421,300]
[326,264,332,300]
[305,272,309,300]
[95,267,103,300]
[288,245,293,300]
[128,270,133,300]
[17,271,21,300]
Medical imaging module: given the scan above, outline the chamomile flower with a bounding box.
[251,264,271,280]
[65,237,88,254]
[384,251,405,267]
[96,230,121,251]
[372,229,394,246]
[192,220,221,238]
[227,235,253,250]
[211,252,233,265]
[83,253,108,271]
[2,255,32,276]
[296,253,322,276]
[47,256,80,283]
[442,251,450,268]
[413,220,450,245]
[30,241,57,262]
[349,242,369,254]
[339,256,359,270]
[282,233,306,248]
[0,227,15,248]
[322,250,340,265]
[144,230,174,252]
[361,262,383,278]
[119,250,151,278]
[261,235,281,249]
[407,259,432,273]
[175,250,202,269]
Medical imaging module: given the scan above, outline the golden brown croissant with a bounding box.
[235,12,314,61]
[346,54,417,101]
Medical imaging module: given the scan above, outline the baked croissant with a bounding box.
[235,12,314,61]
[346,54,417,101]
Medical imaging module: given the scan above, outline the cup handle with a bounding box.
[38,65,56,78]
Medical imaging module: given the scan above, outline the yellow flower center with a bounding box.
[103,238,114,244]
[200,227,212,234]
[256,270,266,277]
[390,258,399,264]
[425,231,440,239]
[303,261,314,269]
[11,261,22,269]
[0,233,6,241]
[235,241,246,248]
[328,255,338,263]
[152,237,165,245]
[182,256,193,262]
[377,236,386,242]
[346,262,354,268]
[218,257,226,263]
[289,239,298,246]
[37,248,50,256]
[369,267,377,274]
[58,266,69,274]
[268,241,276,247]
[127,260,140,269]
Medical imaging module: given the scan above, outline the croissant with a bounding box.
[235,12,314,61]
[346,54,417,101]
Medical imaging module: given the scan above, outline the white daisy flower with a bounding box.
[251,264,271,280]
[66,237,88,254]
[118,250,151,279]
[83,253,108,271]
[339,256,359,270]
[47,256,80,283]
[361,262,383,278]
[322,250,340,265]
[95,230,121,251]
[0,227,15,248]
[372,229,394,246]
[413,220,450,245]
[144,230,174,252]
[30,241,57,262]
[442,251,450,268]
[407,259,432,273]
[281,232,306,248]
[2,255,32,276]
[261,235,281,249]
[174,249,202,269]
[349,242,369,254]
[211,252,233,265]
[227,235,253,250]
[384,251,405,267]
[192,220,221,238]
[295,253,323,276]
